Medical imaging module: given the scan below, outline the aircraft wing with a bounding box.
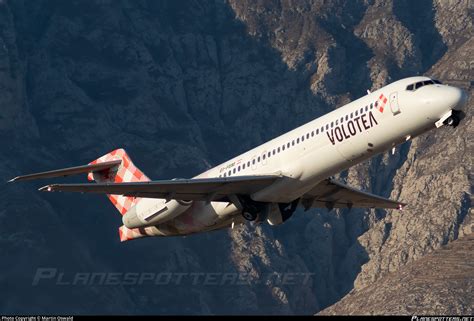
[16,161,403,209]
[39,175,404,209]
[38,175,281,202]
[300,178,405,210]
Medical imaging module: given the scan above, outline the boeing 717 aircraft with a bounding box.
[10,76,468,241]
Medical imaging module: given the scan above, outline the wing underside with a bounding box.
[10,160,404,210]
[39,175,281,202]
[301,178,404,209]
[37,175,404,209]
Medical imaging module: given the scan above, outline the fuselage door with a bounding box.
[389,91,401,115]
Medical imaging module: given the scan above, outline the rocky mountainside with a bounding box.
[319,234,474,315]
[0,0,472,315]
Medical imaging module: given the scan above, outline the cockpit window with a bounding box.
[432,79,442,84]
[407,79,440,91]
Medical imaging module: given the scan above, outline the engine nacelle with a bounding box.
[122,198,192,228]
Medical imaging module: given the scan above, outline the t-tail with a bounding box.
[87,149,157,242]
[8,148,154,242]
[87,149,150,214]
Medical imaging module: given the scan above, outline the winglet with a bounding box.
[7,177,18,183]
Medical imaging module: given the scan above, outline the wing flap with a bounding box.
[303,178,405,209]
[8,160,122,183]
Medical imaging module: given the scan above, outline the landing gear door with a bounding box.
[389,91,401,115]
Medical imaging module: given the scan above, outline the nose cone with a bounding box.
[447,86,468,111]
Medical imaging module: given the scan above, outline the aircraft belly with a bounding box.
[331,111,380,161]
[302,143,346,179]
[366,108,429,153]
[253,143,346,203]
[335,134,368,162]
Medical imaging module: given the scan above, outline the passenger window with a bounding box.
[311,131,314,137]
[340,117,344,123]
[228,171,231,176]
[238,166,241,171]
[223,173,226,177]
[233,168,236,174]
[247,161,250,167]
[365,106,368,112]
[331,121,334,128]
[296,138,300,144]
[272,149,276,155]
[350,112,353,118]
[360,107,364,114]
[345,115,348,121]
[321,126,324,132]
[278,147,281,153]
[375,101,378,107]
[263,154,266,160]
[257,156,260,162]
[252,159,255,165]
[370,103,373,109]
[316,128,319,134]
[243,164,246,170]
[355,110,358,116]
[301,136,304,142]
[306,133,310,139]
[292,140,295,146]
[335,119,338,125]
[287,142,290,148]
[282,145,285,151]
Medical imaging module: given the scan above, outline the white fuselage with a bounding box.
[146,76,467,236]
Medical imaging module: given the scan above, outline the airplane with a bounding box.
[9,76,468,242]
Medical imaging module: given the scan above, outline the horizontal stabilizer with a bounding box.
[8,160,121,183]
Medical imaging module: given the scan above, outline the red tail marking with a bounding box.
[88,149,150,215]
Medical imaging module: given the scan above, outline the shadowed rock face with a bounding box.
[0,0,471,315]
[319,234,474,315]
